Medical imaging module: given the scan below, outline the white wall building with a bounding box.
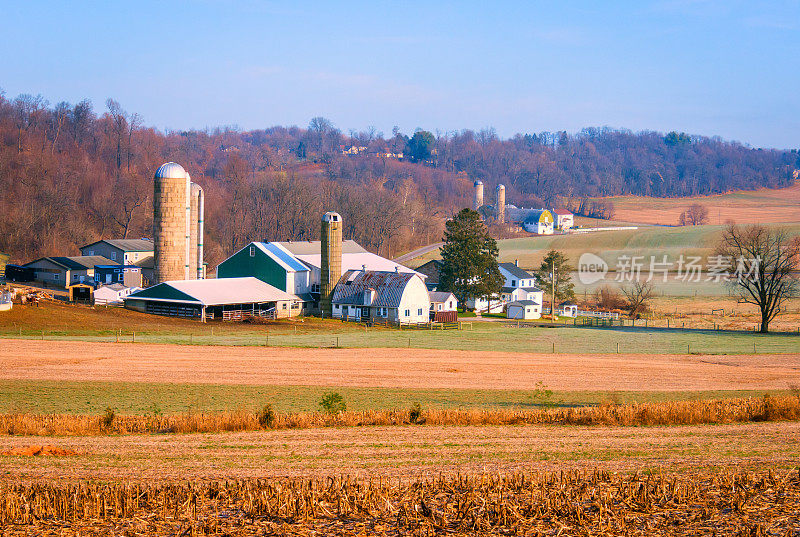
[428,291,458,312]
[94,284,142,306]
[507,300,542,320]
[331,269,430,324]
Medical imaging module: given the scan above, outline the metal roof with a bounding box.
[82,239,154,252]
[523,209,553,224]
[127,277,299,306]
[134,255,154,269]
[428,291,456,303]
[331,270,421,308]
[297,252,421,277]
[499,262,533,280]
[42,256,117,270]
[154,162,187,179]
[257,242,310,272]
[275,240,367,255]
[508,300,540,307]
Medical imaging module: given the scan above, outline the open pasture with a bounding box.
[3,339,800,392]
[601,181,800,226]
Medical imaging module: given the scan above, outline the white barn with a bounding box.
[331,269,430,324]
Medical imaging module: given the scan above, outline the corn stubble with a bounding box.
[0,395,798,436]
[1,470,799,535]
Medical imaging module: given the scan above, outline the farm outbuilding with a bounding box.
[68,282,94,303]
[0,252,8,280]
[522,210,554,235]
[124,277,301,321]
[428,291,458,313]
[507,300,542,320]
[94,284,142,306]
[23,256,116,288]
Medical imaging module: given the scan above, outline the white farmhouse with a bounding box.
[552,210,574,230]
[331,269,430,324]
[466,261,543,314]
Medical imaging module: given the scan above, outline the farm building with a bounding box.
[216,239,420,310]
[80,239,154,265]
[23,256,116,288]
[499,262,543,304]
[68,282,94,303]
[330,269,430,324]
[94,284,142,306]
[507,300,541,320]
[124,277,301,321]
[0,252,8,280]
[428,291,458,313]
[522,210,554,234]
[466,261,543,313]
[553,210,574,230]
[95,264,143,287]
[134,256,155,286]
[415,259,442,290]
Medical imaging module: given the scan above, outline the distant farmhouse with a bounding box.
[468,261,543,315]
[80,239,153,265]
[472,180,572,234]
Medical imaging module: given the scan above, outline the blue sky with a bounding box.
[1,1,798,148]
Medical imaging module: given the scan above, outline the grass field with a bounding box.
[408,222,800,275]
[3,379,796,415]
[600,181,800,226]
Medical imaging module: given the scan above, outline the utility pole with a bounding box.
[551,266,556,319]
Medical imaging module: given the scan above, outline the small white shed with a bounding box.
[94,284,142,306]
[507,300,541,320]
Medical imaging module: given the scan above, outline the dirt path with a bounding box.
[1,421,797,481]
[2,339,799,391]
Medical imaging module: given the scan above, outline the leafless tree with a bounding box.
[716,224,799,333]
[621,281,654,318]
[678,203,709,225]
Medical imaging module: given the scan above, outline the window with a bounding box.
[417,308,423,316]
[54,274,59,281]
[404,309,410,317]
[249,246,255,257]
[110,252,117,260]
[334,304,339,310]
[511,280,516,287]
[282,303,287,309]
[437,304,442,311]
[311,284,320,293]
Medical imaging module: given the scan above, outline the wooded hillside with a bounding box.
[0,92,796,265]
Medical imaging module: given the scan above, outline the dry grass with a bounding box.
[601,181,800,225]
[2,469,799,535]
[1,396,798,436]
[4,339,800,391]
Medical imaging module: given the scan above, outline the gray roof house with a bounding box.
[80,239,154,265]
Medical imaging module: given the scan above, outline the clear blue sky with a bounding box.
[2,1,798,148]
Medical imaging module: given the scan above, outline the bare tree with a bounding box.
[621,281,654,318]
[716,224,799,333]
[678,203,709,225]
[595,285,624,310]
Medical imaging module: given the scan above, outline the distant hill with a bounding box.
[0,92,797,263]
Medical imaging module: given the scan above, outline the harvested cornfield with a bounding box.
[1,395,798,436]
[1,470,798,535]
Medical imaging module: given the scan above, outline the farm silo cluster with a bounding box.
[472,180,572,233]
[153,162,205,283]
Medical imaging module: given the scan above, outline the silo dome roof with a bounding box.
[154,162,187,179]
[322,211,342,223]
[496,183,505,189]
[474,180,483,186]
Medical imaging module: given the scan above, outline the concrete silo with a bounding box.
[473,180,484,210]
[153,162,190,283]
[496,184,506,224]
[189,182,205,279]
[320,211,343,317]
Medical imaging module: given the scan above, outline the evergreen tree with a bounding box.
[536,250,575,312]
[439,209,504,309]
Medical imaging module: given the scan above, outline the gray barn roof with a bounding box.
[331,270,418,308]
[428,291,456,303]
[82,239,154,252]
[275,240,367,255]
[29,256,117,270]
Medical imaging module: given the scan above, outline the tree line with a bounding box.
[0,91,797,265]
